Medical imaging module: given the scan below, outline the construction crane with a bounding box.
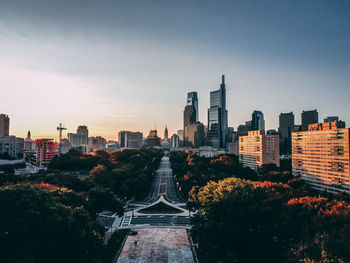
[57,123,67,154]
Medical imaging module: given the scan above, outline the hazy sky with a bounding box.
[1,0,349,140]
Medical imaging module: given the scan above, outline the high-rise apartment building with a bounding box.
[36,139,59,165]
[251,110,265,131]
[0,114,10,137]
[279,112,295,155]
[207,75,228,148]
[239,130,280,171]
[0,136,24,159]
[301,109,318,131]
[292,121,350,194]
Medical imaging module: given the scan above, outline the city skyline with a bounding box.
[1,1,350,140]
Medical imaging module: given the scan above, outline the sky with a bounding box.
[0,0,349,141]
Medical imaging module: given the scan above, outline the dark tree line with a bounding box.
[170,151,350,262]
[0,148,163,263]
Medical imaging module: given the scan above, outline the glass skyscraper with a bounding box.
[207,75,228,148]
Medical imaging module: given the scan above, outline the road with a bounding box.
[143,156,183,204]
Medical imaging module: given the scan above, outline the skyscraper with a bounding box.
[207,75,228,148]
[301,109,318,131]
[183,91,204,147]
[186,92,198,122]
[183,92,198,146]
[279,112,295,155]
[251,110,265,131]
[0,114,10,137]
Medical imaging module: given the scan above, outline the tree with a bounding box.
[86,186,124,218]
[0,183,104,263]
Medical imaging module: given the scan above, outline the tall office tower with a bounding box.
[146,130,161,147]
[0,136,24,159]
[279,112,295,155]
[184,92,198,146]
[324,116,339,123]
[0,114,10,137]
[171,134,180,148]
[35,139,59,165]
[186,92,199,122]
[207,75,228,148]
[239,130,280,171]
[251,110,265,131]
[164,126,169,139]
[292,120,349,194]
[301,109,318,131]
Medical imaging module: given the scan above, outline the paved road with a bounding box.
[143,156,183,204]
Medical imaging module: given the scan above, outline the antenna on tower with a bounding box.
[57,123,67,155]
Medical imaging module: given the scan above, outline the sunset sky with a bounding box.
[1,0,349,141]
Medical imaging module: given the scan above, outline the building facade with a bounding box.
[239,130,280,171]
[0,136,24,159]
[207,75,228,148]
[35,139,58,165]
[292,121,350,194]
[0,114,10,137]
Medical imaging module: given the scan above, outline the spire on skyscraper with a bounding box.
[164,125,168,139]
